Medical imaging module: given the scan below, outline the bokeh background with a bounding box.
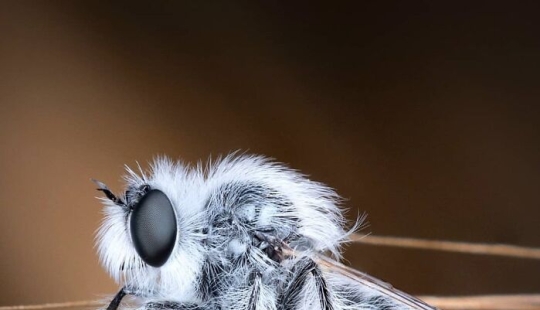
[1,1,539,306]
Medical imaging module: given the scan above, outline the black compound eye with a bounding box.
[130,189,177,267]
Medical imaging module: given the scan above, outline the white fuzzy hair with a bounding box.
[97,157,208,302]
[204,154,350,256]
[96,153,413,310]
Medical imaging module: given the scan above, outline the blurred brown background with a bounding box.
[1,1,539,306]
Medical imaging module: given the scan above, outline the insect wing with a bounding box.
[316,255,437,310]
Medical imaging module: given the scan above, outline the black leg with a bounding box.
[106,287,127,310]
[199,259,220,301]
[311,262,333,310]
[106,288,209,310]
[145,301,205,310]
[247,272,262,310]
[278,257,334,310]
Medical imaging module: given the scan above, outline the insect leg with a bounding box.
[246,272,262,310]
[145,301,207,310]
[279,257,334,310]
[199,259,221,301]
[310,261,333,310]
[106,287,127,310]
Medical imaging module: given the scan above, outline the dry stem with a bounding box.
[351,234,540,260]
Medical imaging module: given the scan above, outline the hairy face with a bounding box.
[96,159,208,300]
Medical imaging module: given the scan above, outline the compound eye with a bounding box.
[130,189,177,267]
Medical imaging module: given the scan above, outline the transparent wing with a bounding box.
[316,254,438,310]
